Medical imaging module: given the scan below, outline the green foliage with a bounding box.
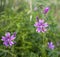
[0,0,60,57]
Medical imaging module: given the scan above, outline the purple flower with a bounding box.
[34,19,48,33]
[43,7,50,14]
[34,7,38,11]
[48,42,55,50]
[1,32,16,47]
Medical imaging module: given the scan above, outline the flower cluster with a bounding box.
[34,7,55,50]
[1,32,16,47]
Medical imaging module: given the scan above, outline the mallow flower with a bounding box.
[34,17,48,33]
[1,32,16,47]
[48,42,55,50]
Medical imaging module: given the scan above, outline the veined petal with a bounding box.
[3,41,9,47]
[44,22,48,27]
[36,28,41,33]
[39,19,44,23]
[5,32,10,37]
[1,36,6,41]
[41,27,47,33]
[11,35,15,40]
[9,41,14,46]
[50,42,53,45]
[34,22,39,27]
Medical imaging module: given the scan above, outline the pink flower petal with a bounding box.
[1,36,6,41]
[5,32,10,37]
[39,19,44,23]
[11,35,15,40]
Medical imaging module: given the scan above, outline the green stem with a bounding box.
[41,33,48,57]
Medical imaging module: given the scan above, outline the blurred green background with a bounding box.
[0,0,60,57]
